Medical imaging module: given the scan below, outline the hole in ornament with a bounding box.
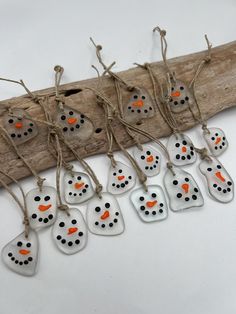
[95,128,103,134]
[64,89,82,97]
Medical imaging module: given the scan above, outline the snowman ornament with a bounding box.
[203,127,228,157]
[168,80,194,113]
[133,145,161,177]
[2,230,39,276]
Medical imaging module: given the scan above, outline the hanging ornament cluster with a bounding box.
[0,26,234,277]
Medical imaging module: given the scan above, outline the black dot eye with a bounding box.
[8,119,14,124]
[61,115,66,120]
[211,137,215,141]
[171,87,174,91]
[34,196,41,202]
[141,95,146,100]
[71,219,77,224]
[105,203,110,209]
[17,241,22,247]
[69,111,74,115]
[180,86,184,90]
[185,178,189,182]
[175,143,180,148]
[139,196,144,201]
[217,165,222,169]
[113,172,116,176]
[173,180,178,185]
[118,169,122,173]
[215,133,218,136]
[151,193,156,198]
[182,140,187,145]
[26,243,31,248]
[44,196,50,201]
[133,95,138,99]
[141,156,145,160]
[207,168,212,172]
[146,151,151,155]
[95,207,101,212]
[59,222,65,227]
[68,180,73,184]
[77,176,81,181]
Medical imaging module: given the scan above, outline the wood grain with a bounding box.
[1,41,236,184]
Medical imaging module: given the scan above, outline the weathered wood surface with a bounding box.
[0,41,236,184]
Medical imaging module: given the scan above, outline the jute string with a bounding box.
[0,170,30,238]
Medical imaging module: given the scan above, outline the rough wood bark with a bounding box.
[0,41,236,184]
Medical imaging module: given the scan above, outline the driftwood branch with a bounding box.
[0,41,236,184]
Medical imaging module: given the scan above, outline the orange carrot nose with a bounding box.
[101,210,110,220]
[38,204,52,212]
[74,182,84,190]
[118,175,125,181]
[182,146,187,153]
[171,91,180,97]
[181,183,189,193]
[215,137,221,145]
[19,249,30,255]
[15,122,23,129]
[67,227,78,235]
[146,200,157,208]
[67,117,77,124]
[215,171,225,182]
[146,155,154,163]
[132,100,144,107]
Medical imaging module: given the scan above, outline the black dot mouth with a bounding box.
[8,253,34,265]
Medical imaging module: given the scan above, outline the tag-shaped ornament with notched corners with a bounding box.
[123,88,155,123]
[2,230,39,276]
[164,167,204,211]
[107,161,136,195]
[133,145,161,177]
[204,127,228,157]
[87,192,125,236]
[167,133,196,166]
[3,108,38,145]
[52,208,88,255]
[199,157,234,203]
[64,171,94,204]
[55,104,94,141]
[168,80,193,113]
[130,185,168,222]
[26,186,57,230]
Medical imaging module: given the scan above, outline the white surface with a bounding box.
[0,0,236,313]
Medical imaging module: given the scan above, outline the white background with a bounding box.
[0,1,236,313]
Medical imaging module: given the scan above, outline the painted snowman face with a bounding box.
[64,171,94,204]
[167,133,196,166]
[133,146,161,177]
[52,208,87,254]
[123,88,155,123]
[168,80,193,113]
[130,185,168,222]
[26,186,57,230]
[204,127,228,157]
[3,108,38,145]
[55,105,94,141]
[164,167,204,211]
[107,161,136,195]
[2,230,39,276]
[199,157,234,203]
[87,192,125,236]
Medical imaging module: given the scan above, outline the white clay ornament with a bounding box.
[167,133,196,166]
[26,186,57,230]
[107,161,136,195]
[203,127,228,157]
[52,208,87,254]
[130,185,168,222]
[87,192,125,236]
[64,171,94,204]
[164,167,204,211]
[3,108,38,145]
[55,104,94,141]
[2,230,39,276]
[123,88,155,124]
[168,80,193,113]
[133,145,161,177]
[199,157,234,203]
